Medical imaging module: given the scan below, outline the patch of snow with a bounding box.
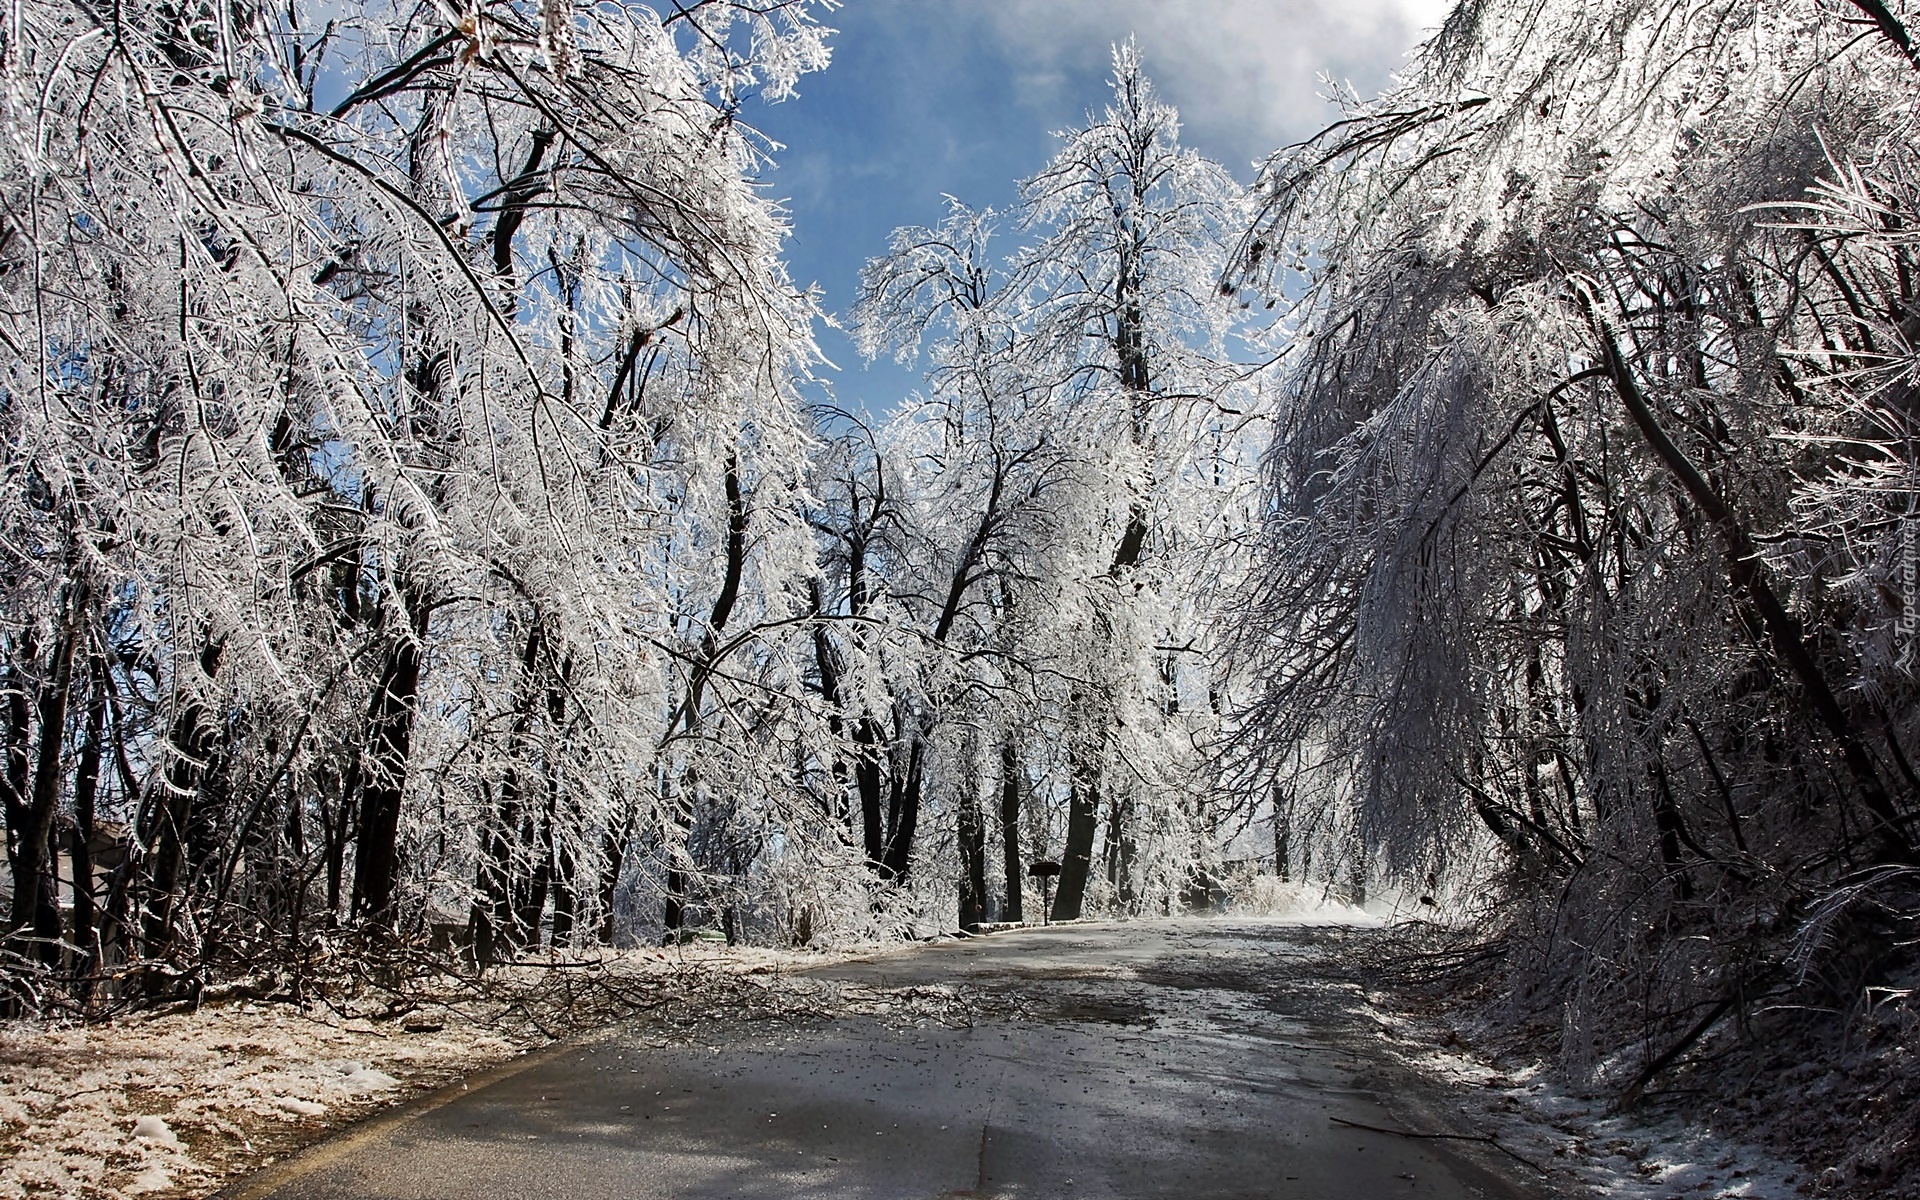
[131,1114,182,1148]
[1367,998,1807,1199]
[273,1096,327,1117]
[124,1164,173,1195]
[1223,878,1388,926]
[0,1005,496,1200]
[341,1064,400,1091]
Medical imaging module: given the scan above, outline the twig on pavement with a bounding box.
[1329,1115,1548,1174]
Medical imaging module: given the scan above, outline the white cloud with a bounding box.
[964,0,1448,173]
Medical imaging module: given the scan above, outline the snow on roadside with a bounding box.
[1200,918,1809,1197]
[0,997,519,1200]
[0,944,853,1200]
[1223,878,1391,926]
[1356,974,1810,1198]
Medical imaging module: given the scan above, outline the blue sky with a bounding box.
[749,0,1448,416]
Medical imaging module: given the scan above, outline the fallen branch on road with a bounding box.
[1329,1115,1548,1174]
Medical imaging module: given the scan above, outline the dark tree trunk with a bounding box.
[881,738,924,881]
[1045,265,1151,926]
[512,797,547,940]
[142,639,223,991]
[352,595,429,929]
[469,777,519,967]
[855,717,886,866]
[999,737,1023,922]
[1103,794,1137,908]
[1650,758,1697,901]
[514,777,556,944]
[320,765,354,926]
[1272,783,1291,882]
[828,499,889,871]
[665,454,748,931]
[1052,746,1100,921]
[806,579,852,822]
[596,809,630,945]
[1102,800,1120,888]
[551,835,577,948]
[663,773,691,939]
[547,655,577,950]
[100,857,135,996]
[9,595,83,965]
[874,465,1004,886]
[471,623,549,963]
[68,660,106,996]
[490,128,556,283]
[957,778,987,931]
[1111,505,1148,576]
[663,854,688,939]
[1,656,33,905]
[1108,257,1153,579]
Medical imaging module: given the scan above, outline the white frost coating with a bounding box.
[273,1097,328,1116]
[1380,1024,1807,1200]
[1222,879,1388,927]
[1224,0,1920,1182]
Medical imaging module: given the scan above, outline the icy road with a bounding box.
[222,921,1551,1200]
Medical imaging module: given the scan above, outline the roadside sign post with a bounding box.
[1027,860,1061,925]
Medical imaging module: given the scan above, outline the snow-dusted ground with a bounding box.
[1227,887,1815,1196]
[0,944,856,1200]
[0,1001,508,1199]
[1211,886,1812,1197]
[1361,1002,1811,1199]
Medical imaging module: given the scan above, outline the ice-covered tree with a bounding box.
[1227,0,1920,1096]
[0,0,836,1001]
[1008,44,1257,919]
[843,48,1265,928]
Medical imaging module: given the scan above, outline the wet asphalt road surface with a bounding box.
[223,921,1554,1199]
